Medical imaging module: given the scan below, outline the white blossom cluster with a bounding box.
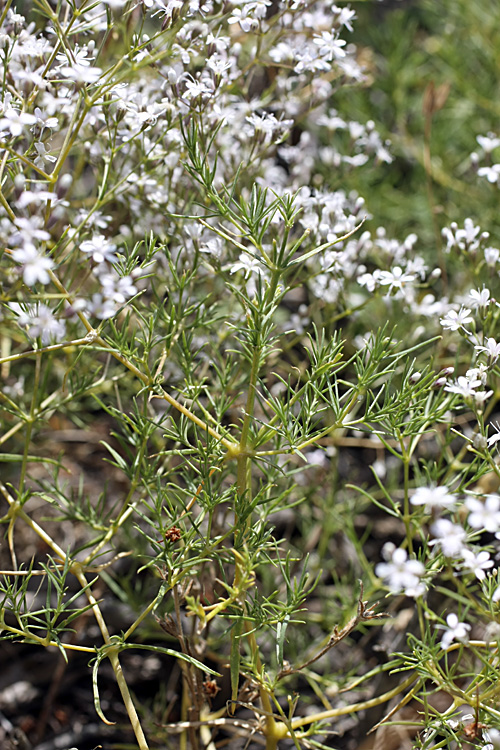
[0,0,396,346]
[3,0,500,745]
[377,482,500,657]
[7,0,498,363]
[472,132,500,186]
[376,484,500,593]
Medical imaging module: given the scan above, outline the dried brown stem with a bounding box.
[277,582,389,680]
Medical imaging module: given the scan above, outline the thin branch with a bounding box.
[277,582,389,680]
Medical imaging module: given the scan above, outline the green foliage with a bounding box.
[3,1,500,749]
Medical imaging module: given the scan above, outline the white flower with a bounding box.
[357,271,380,292]
[440,306,473,331]
[405,256,427,279]
[484,247,500,266]
[11,245,54,286]
[313,31,347,60]
[294,44,331,74]
[335,5,356,31]
[460,548,493,580]
[80,235,117,265]
[444,375,481,398]
[251,0,272,18]
[410,485,457,512]
[414,293,448,317]
[99,272,137,303]
[16,189,55,209]
[444,369,493,404]
[228,6,259,32]
[206,56,233,79]
[229,252,265,279]
[10,303,66,344]
[148,0,183,19]
[269,41,295,64]
[0,94,36,137]
[473,433,488,451]
[469,287,491,310]
[183,76,214,101]
[466,363,488,385]
[11,216,50,246]
[460,218,482,247]
[483,727,500,750]
[478,165,500,183]
[473,388,494,405]
[33,141,57,169]
[429,519,467,558]
[56,43,96,68]
[375,542,425,598]
[377,266,416,296]
[436,613,471,650]
[465,494,500,533]
[477,133,500,153]
[87,293,117,320]
[475,338,500,363]
[200,238,223,259]
[246,112,293,140]
[487,423,500,448]
[59,63,103,84]
[442,219,484,252]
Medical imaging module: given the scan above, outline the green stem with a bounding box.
[240,345,261,452]
[17,352,42,498]
[402,455,413,555]
[0,622,95,653]
[243,624,281,750]
[290,673,418,731]
[0,0,13,26]
[235,344,261,530]
[0,482,149,747]
[0,333,100,365]
[47,270,237,451]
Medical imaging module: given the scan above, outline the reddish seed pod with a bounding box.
[203,679,220,699]
[164,526,182,543]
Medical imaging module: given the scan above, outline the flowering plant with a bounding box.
[2,1,500,749]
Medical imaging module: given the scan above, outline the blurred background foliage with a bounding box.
[333,0,500,246]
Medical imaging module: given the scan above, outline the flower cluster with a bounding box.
[472,132,500,186]
[0,0,395,345]
[376,542,425,597]
[376,484,500,598]
[4,0,500,747]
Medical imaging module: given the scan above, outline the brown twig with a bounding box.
[277,582,389,680]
